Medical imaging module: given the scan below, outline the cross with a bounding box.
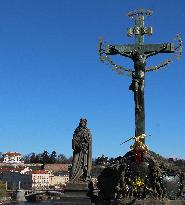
[101,9,175,143]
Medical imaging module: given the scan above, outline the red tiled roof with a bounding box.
[0,167,25,172]
[32,170,49,174]
[44,164,68,173]
[4,152,21,157]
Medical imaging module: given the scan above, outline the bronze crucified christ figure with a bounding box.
[99,9,177,143]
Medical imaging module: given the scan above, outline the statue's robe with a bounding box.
[70,127,92,182]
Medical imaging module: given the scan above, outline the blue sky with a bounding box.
[0,0,184,158]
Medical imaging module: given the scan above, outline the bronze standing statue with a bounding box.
[70,118,92,182]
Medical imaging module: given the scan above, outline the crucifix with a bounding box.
[98,9,182,143]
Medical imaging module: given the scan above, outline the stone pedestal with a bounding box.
[56,182,92,205]
[64,182,89,197]
[97,151,185,204]
[16,190,27,202]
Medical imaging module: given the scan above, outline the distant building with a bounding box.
[0,167,49,190]
[0,167,32,189]
[49,171,69,188]
[0,159,69,189]
[44,164,70,188]
[31,170,49,189]
[3,152,24,164]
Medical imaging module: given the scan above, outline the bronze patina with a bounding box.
[98,9,182,143]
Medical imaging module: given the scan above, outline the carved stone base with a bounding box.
[56,182,92,204]
[97,150,184,202]
[64,182,89,197]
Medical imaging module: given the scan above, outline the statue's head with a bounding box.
[79,118,87,127]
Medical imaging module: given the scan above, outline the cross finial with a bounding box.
[127,8,153,18]
[127,9,153,45]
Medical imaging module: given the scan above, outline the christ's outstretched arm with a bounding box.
[105,45,132,58]
[145,44,167,58]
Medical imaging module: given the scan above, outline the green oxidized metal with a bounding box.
[98,9,178,143]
